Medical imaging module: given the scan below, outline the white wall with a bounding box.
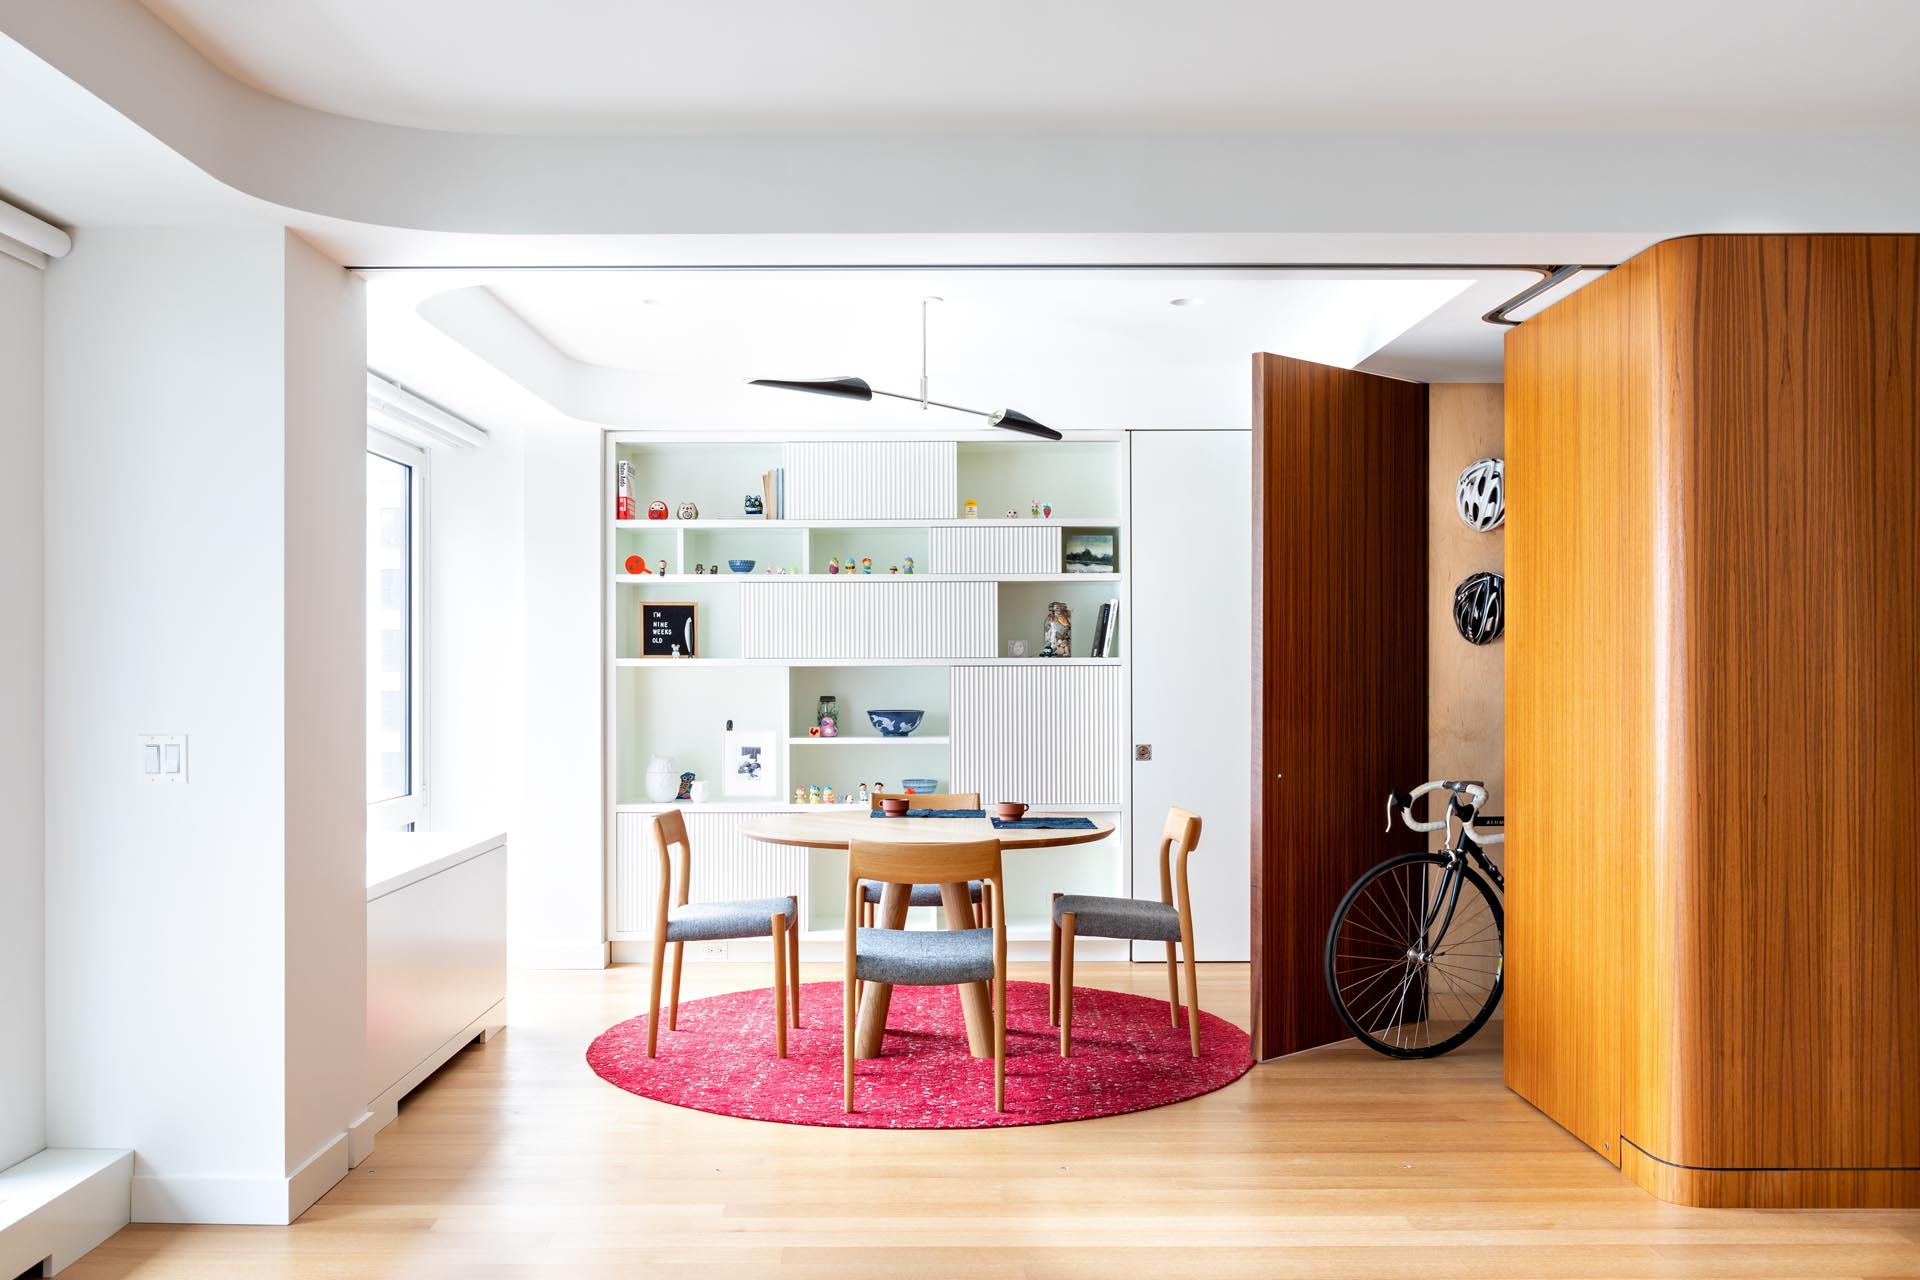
[0,253,45,1171]
[43,228,366,1223]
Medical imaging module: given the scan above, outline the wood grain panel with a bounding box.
[1505,233,1920,1206]
[1502,258,1649,1165]
[1250,353,1428,1060]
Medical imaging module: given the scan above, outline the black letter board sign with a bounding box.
[639,601,698,657]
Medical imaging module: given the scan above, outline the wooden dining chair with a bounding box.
[647,808,802,1059]
[1051,806,1203,1058]
[844,837,1008,1113]
[859,791,991,927]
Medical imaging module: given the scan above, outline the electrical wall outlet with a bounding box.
[697,942,727,960]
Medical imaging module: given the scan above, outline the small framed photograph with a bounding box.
[722,727,777,797]
[639,601,698,657]
[1064,532,1117,574]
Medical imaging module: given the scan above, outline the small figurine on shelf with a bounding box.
[670,642,683,658]
[808,725,821,737]
[1041,600,1073,657]
[827,557,840,575]
[808,785,822,804]
[793,787,806,805]
[656,559,667,576]
[860,557,873,574]
[823,786,836,805]
[744,493,763,516]
[1043,503,1053,518]
[819,713,837,738]
[963,499,979,519]
[676,772,695,801]
[647,499,669,521]
[903,557,915,575]
[676,501,700,520]
[708,565,719,576]
[1008,638,1029,658]
[1030,498,1040,518]
[888,564,898,575]
[1004,508,1018,519]
[858,783,870,805]
[693,563,705,574]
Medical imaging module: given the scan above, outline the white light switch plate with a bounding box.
[140,734,187,783]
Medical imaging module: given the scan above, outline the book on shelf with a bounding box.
[1097,597,1120,657]
[1089,601,1111,658]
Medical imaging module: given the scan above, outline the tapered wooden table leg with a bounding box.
[939,880,993,1059]
[853,881,912,1059]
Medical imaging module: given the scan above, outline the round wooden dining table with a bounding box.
[741,810,1113,1060]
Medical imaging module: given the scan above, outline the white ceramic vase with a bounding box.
[644,754,677,803]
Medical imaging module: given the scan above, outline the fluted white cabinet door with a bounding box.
[739,580,996,658]
[928,524,1063,575]
[948,664,1124,806]
[613,809,808,938]
[783,441,957,520]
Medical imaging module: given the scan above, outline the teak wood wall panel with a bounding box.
[1251,353,1428,1061]
[1505,234,1920,1208]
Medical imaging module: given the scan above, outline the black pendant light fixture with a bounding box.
[749,298,1062,440]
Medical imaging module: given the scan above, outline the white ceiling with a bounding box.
[365,267,1532,434]
[138,0,1920,136]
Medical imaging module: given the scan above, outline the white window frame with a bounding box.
[367,429,429,833]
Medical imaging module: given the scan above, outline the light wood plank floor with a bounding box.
[67,963,1920,1278]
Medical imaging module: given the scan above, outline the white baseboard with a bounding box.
[365,999,507,1141]
[131,1131,347,1226]
[346,1110,379,1169]
[512,937,609,969]
[0,1148,132,1277]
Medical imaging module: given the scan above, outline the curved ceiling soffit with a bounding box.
[10,4,1920,240]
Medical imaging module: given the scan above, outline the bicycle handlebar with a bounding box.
[1386,779,1492,834]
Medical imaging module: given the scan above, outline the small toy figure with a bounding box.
[670,643,683,658]
[808,726,821,737]
[819,713,837,738]
[676,772,695,801]
[1043,503,1052,518]
[888,565,898,575]
[808,785,821,804]
[860,557,873,574]
[794,787,806,805]
[647,500,669,521]
[823,786,835,805]
[963,499,979,519]
[656,559,667,576]
[858,783,870,804]
[676,501,700,520]
[1005,508,1018,519]
[828,557,840,574]
[708,565,719,576]
[1031,499,1040,518]
[903,557,915,575]
[745,494,763,516]
[693,562,705,574]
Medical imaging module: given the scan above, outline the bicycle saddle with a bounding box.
[1440,779,1485,794]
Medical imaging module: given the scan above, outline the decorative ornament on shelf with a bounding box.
[1008,638,1029,658]
[858,783,870,805]
[744,493,764,516]
[888,564,898,574]
[644,754,678,803]
[819,713,837,738]
[963,500,979,519]
[1455,457,1506,532]
[625,554,649,575]
[676,772,695,801]
[793,787,806,805]
[693,563,705,575]
[808,726,821,737]
[903,557,915,575]
[656,559,667,577]
[1041,601,1072,657]
[860,557,873,574]
[708,565,719,576]
[823,786,836,805]
[1453,571,1506,644]
[827,557,840,575]
[816,694,839,731]
[647,499,669,521]
[1004,508,1018,519]
[1043,503,1052,518]
[1030,499,1041,518]
[676,501,700,520]
[689,780,710,803]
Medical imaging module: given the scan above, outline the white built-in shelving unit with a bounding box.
[604,433,1130,951]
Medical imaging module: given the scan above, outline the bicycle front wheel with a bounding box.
[1324,852,1503,1058]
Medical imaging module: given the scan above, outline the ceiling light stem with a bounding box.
[919,297,930,410]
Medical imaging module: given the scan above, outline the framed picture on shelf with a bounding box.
[639,601,698,658]
[1064,532,1117,573]
[722,727,777,797]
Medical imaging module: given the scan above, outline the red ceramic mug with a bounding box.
[993,801,1028,821]
[880,796,911,817]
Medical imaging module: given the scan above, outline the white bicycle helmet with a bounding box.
[1453,572,1505,645]
[1455,457,1505,532]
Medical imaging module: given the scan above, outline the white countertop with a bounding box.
[367,830,508,901]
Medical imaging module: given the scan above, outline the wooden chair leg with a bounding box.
[993,968,1007,1113]
[855,897,869,1006]
[787,908,802,1027]
[1058,911,1076,1057]
[668,941,685,1030]
[772,912,789,1059]
[1048,892,1062,1026]
[1181,925,1202,1058]
[843,956,857,1113]
[1165,940,1182,1027]
[647,931,667,1057]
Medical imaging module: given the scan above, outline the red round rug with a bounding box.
[586,979,1252,1128]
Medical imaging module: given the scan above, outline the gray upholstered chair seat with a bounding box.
[665,895,798,943]
[861,880,983,907]
[854,926,995,985]
[1052,894,1181,942]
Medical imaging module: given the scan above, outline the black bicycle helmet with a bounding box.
[1453,571,1505,644]
[1455,457,1505,532]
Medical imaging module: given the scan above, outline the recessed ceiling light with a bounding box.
[1169,297,1203,307]
[640,297,664,306]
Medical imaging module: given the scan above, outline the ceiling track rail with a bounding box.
[1480,265,1593,326]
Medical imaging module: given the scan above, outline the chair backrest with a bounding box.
[868,790,981,813]
[651,809,693,912]
[1157,807,1203,909]
[845,839,1005,953]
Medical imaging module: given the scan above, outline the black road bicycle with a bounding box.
[1324,780,1505,1058]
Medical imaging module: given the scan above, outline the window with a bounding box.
[367,433,427,832]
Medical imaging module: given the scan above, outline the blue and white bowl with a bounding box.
[727,559,755,573]
[900,777,939,794]
[868,709,925,737]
